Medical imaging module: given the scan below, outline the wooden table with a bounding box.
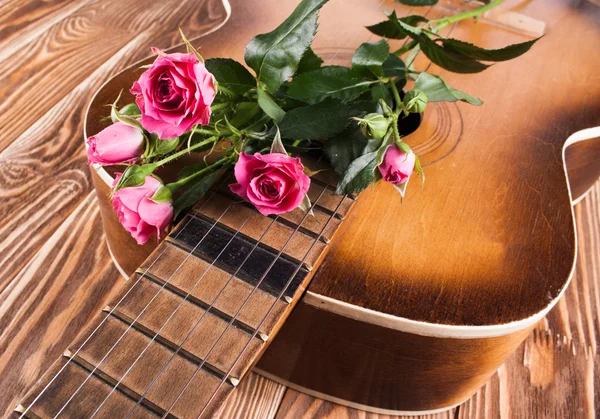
[0,0,598,417]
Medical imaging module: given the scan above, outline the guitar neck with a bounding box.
[15,168,355,419]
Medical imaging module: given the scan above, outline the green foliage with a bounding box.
[382,54,406,77]
[287,66,374,104]
[440,37,540,62]
[351,39,389,78]
[335,151,378,194]
[297,47,323,73]
[414,72,482,105]
[403,90,428,114]
[151,185,173,203]
[244,0,329,93]
[366,11,427,39]
[205,58,256,95]
[118,103,141,117]
[257,88,286,122]
[113,164,156,190]
[173,170,221,219]
[323,124,369,175]
[230,102,262,127]
[279,99,352,140]
[419,37,491,73]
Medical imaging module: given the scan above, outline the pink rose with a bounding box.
[86,122,144,165]
[229,152,310,216]
[378,145,416,184]
[131,50,216,139]
[112,174,173,245]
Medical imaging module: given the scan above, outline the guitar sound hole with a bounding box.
[397,112,422,137]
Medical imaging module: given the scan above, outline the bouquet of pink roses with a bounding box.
[87,0,537,245]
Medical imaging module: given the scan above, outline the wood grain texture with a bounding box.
[0,193,123,418]
[273,182,600,418]
[0,0,228,298]
[1,0,599,418]
[308,0,600,327]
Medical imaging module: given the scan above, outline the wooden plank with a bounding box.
[273,182,600,418]
[0,0,228,296]
[0,193,123,418]
[216,373,286,419]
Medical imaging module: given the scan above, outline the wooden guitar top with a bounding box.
[85,0,600,333]
[304,0,600,331]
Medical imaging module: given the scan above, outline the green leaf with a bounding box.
[297,47,323,73]
[401,15,429,26]
[151,185,173,203]
[366,12,428,40]
[279,99,352,140]
[324,124,368,174]
[118,103,141,117]
[173,170,220,219]
[230,102,262,127]
[396,0,437,5]
[177,161,209,180]
[114,164,156,191]
[336,151,378,194]
[270,126,288,154]
[257,88,286,122]
[351,39,389,78]
[419,37,490,73]
[345,100,381,118]
[287,66,374,104]
[371,83,392,104]
[382,53,406,77]
[298,193,313,215]
[111,102,143,131]
[395,19,423,36]
[205,58,256,95]
[440,37,540,62]
[154,138,179,156]
[244,0,329,93]
[414,72,482,105]
[366,20,406,40]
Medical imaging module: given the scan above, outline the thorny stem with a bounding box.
[153,136,218,167]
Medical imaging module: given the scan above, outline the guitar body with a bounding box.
[16,0,600,416]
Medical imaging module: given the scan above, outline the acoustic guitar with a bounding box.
[14,0,600,417]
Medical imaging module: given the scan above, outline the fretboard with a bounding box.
[15,165,355,419]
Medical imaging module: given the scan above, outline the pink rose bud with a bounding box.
[229,152,311,216]
[86,122,144,165]
[378,145,416,185]
[131,50,216,139]
[112,174,173,245]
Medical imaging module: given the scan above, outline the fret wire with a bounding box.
[160,176,338,418]
[187,3,446,414]
[49,186,236,418]
[123,215,281,419]
[18,175,231,419]
[197,194,346,419]
[88,208,267,418]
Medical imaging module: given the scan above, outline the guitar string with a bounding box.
[18,176,229,419]
[88,210,279,418]
[25,0,451,414]
[178,3,456,414]
[189,190,345,419]
[162,176,340,418]
[50,183,238,417]
[129,172,335,419]
[145,1,454,414]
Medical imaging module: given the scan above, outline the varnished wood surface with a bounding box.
[17,164,353,417]
[1,0,600,417]
[307,0,600,327]
[88,0,600,330]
